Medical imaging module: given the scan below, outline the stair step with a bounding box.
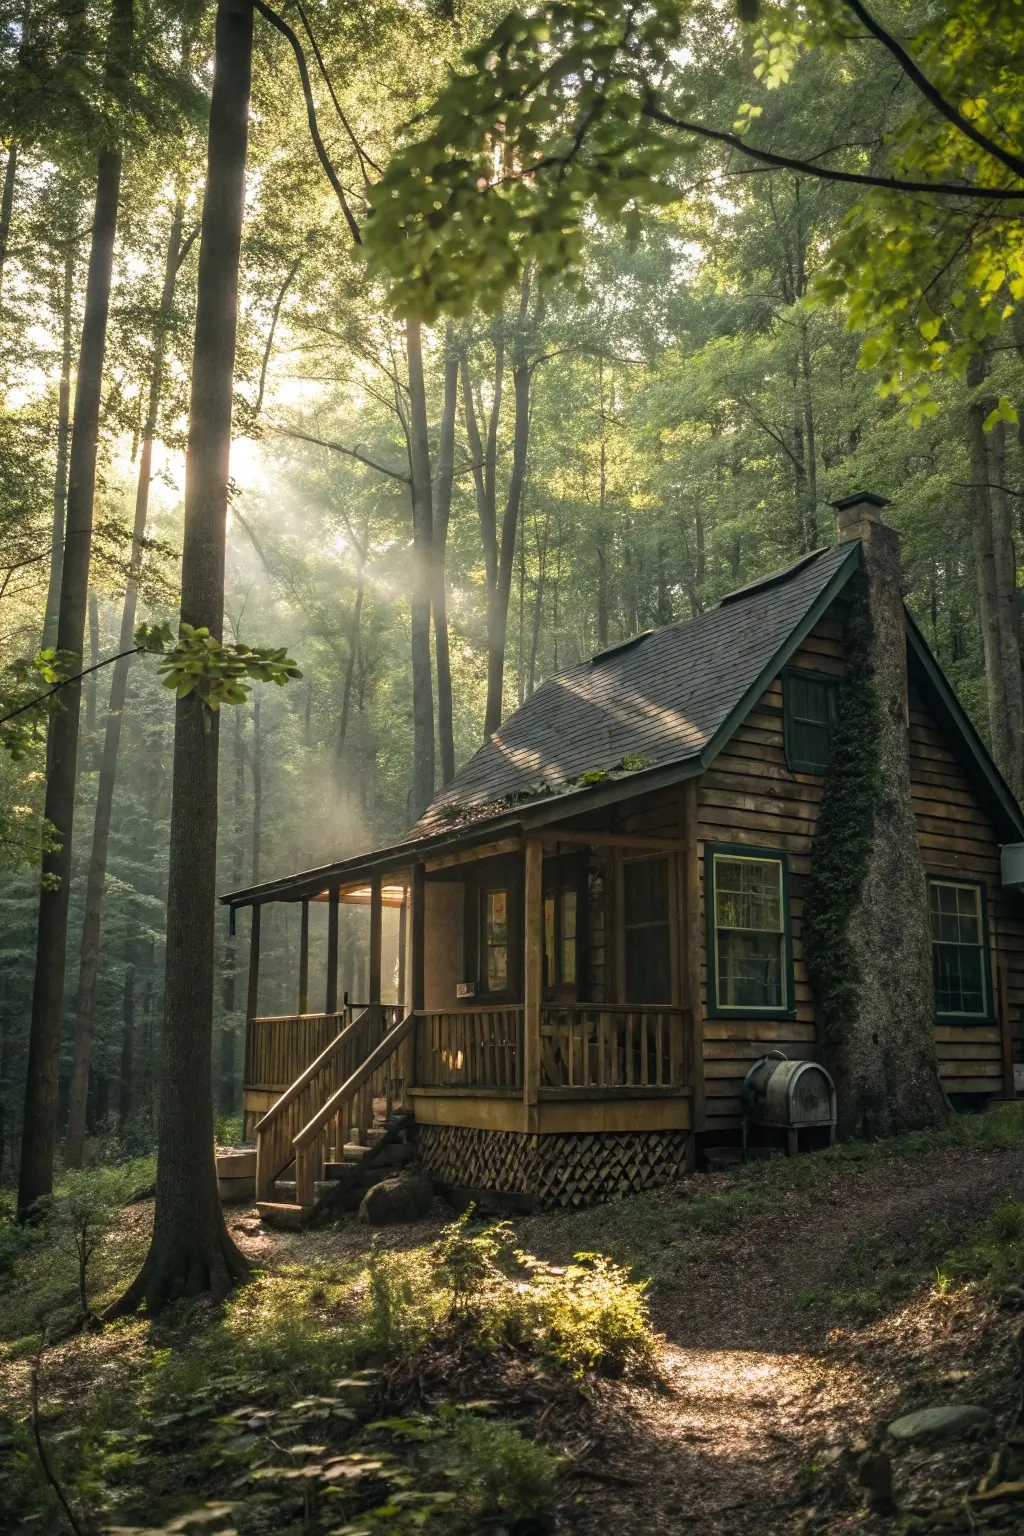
[271,1180,335,1201]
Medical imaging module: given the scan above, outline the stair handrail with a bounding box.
[293,1010,414,1150]
[254,1006,367,1135]
[292,1010,415,1206]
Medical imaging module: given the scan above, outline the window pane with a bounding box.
[714,858,782,933]
[561,889,577,984]
[718,930,784,1008]
[791,721,830,769]
[787,675,833,769]
[626,924,671,1003]
[485,890,508,990]
[929,882,985,1015]
[934,944,984,1015]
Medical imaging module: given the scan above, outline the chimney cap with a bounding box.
[831,490,891,512]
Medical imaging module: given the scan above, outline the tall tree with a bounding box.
[18,0,134,1214]
[112,0,253,1310]
[64,197,188,1169]
[42,235,77,651]
[432,323,457,785]
[462,272,534,740]
[404,317,435,816]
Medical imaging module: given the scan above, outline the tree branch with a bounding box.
[844,0,1024,182]
[254,256,302,416]
[290,0,383,184]
[642,104,1024,200]
[272,422,411,482]
[252,0,362,243]
[0,647,145,730]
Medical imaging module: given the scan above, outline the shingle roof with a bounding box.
[415,540,860,833]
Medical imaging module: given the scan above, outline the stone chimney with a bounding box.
[806,492,950,1137]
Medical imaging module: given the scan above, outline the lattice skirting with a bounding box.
[415,1125,690,1209]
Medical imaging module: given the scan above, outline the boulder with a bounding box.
[358,1173,435,1226]
[887,1405,993,1445]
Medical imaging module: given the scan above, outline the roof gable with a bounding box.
[416,540,861,832]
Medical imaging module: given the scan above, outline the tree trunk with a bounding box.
[433,325,457,785]
[250,693,261,883]
[484,273,532,739]
[405,318,435,819]
[42,242,76,650]
[0,141,16,312]
[118,964,134,1127]
[799,319,818,551]
[527,514,548,696]
[86,587,100,734]
[967,360,1016,781]
[65,200,185,1169]
[337,552,365,759]
[18,0,130,1210]
[109,0,252,1312]
[987,420,1023,798]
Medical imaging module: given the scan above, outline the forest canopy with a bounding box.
[0,0,1023,1285]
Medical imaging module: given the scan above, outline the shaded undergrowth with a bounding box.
[0,1207,653,1535]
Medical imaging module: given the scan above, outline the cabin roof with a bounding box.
[221,535,1024,908]
[414,539,859,835]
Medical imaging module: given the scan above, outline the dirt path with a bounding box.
[556,1144,1024,1535]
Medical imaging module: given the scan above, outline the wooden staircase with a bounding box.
[254,1003,415,1220]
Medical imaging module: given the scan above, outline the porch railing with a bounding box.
[414,1006,524,1089]
[246,1011,348,1093]
[254,1003,408,1201]
[539,1004,688,1089]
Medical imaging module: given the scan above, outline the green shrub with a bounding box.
[432,1407,561,1518]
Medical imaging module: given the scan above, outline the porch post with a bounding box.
[682,779,705,1132]
[369,870,383,1004]
[408,862,425,1093]
[397,889,408,1007]
[523,834,543,1133]
[246,903,261,1023]
[411,863,425,1010]
[326,884,340,1013]
[298,897,309,1014]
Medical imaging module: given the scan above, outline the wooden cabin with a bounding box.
[222,495,1024,1211]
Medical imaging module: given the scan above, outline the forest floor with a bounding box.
[4,1109,1024,1534]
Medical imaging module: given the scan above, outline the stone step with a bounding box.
[256,1201,309,1231]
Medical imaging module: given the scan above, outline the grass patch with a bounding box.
[520,1103,1024,1291]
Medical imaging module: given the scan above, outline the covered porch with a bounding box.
[224,801,703,1208]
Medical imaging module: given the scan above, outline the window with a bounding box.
[784,670,837,773]
[624,856,671,1003]
[482,889,508,991]
[929,880,989,1018]
[544,887,577,987]
[710,849,789,1012]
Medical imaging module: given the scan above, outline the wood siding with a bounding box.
[908,679,1019,1092]
[690,612,844,1131]
[615,600,1024,1135]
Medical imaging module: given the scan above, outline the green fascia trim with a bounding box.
[700,539,862,775]
[704,841,798,1021]
[905,612,1024,844]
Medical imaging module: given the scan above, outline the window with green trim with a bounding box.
[784,670,837,773]
[711,851,788,1010]
[928,879,989,1018]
